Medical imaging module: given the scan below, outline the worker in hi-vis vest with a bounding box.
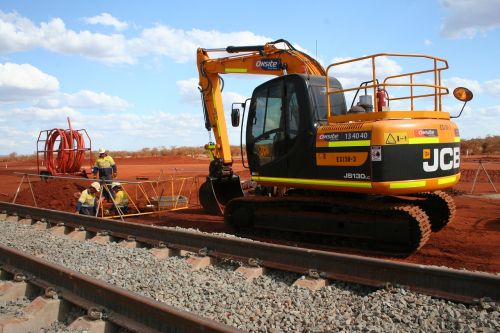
[110,182,129,215]
[93,148,117,202]
[75,182,100,216]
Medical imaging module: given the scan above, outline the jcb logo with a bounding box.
[423,147,460,172]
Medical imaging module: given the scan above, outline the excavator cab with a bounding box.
[246,74,346,179]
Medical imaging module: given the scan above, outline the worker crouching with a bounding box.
[111,182,129,215]
[76,182,100,216]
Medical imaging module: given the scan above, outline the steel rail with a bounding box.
[0,244,241,333]
[1,201,499,303]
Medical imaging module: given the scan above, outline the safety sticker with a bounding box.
[384,132,408,145]
[371,146,382,161]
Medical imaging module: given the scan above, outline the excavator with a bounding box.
[196,39,473,253]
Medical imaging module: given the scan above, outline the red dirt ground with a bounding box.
[0,155,498,273]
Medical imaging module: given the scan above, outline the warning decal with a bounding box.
[371,146,382,161]
[384,132,408,145]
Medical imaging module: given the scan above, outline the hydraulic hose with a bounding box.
[44,128,86,175]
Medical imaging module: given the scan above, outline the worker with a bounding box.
[75,182,100,216]
[110,182,129,215]
[93,148,117,202]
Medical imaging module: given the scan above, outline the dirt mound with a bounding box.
[15,179,88,213]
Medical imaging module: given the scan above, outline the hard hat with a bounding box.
[90,182,100,192]
[98,148,106,154]
[111,182,121,188]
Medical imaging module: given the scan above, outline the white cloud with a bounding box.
[35,90,131,110]
[440,0,500,38]
[83,13,128,31]
[455,104,500,137]
[424,39,433,46]
[176,78,200,105]
[176,77,248,143]
[130,27,271,64]
[442,77,482,94]
[484,79,500,97]
[12,106,80,121]
[330,56,402,88]
[0,125,33,152]
[66,90,130,109]
[0,62,130,110]
[0,62,59,101]
[0,11,272,65]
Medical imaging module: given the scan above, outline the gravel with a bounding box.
[0,219,498,332]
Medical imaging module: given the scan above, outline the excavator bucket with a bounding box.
[199,175,244,215]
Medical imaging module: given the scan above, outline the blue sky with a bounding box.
[0,0,499,155]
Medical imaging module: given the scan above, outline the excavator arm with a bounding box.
[196,39,325,214]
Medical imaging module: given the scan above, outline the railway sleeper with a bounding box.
[0,272,115,333]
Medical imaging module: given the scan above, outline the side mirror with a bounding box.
[451,87,473,119]
[231,103,243,127]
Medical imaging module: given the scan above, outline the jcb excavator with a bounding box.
[197,39,472,253]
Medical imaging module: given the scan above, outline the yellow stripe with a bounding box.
[225,68,248,73]
[454,137,461,142]
[438,175,457,185]
[252,176,372,188]
[327,140,371,147]
[389,180,426,189]
[408,137,440,144]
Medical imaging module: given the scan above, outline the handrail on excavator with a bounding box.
[325,53,449,116]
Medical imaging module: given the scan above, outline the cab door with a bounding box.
[246,76,303,177]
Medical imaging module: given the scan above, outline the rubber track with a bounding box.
[225,195,433,253]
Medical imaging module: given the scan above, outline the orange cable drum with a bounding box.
[44,128,86,175]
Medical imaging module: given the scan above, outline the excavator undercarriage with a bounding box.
[224,190,454,254]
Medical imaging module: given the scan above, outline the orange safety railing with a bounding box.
[325,53,449,116]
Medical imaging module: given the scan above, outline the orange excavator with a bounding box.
[197,39,472,253]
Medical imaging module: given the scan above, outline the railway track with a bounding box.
[1,201,498,305]
[0,244,240,333]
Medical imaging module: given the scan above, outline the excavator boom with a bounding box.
[197,39,325,213]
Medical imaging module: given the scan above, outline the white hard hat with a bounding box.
[90,182,100,192]
[98,148,106,154]
[111,182,121,188]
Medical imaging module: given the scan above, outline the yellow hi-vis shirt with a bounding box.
[94,155,116,169]
[114,190,129,207]
[78,189,97,207]
[93,155,117,179]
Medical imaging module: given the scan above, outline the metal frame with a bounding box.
[36,128,93,176]
[11,173,201,220]
[325,53,449,116]
[470,160,498,194]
